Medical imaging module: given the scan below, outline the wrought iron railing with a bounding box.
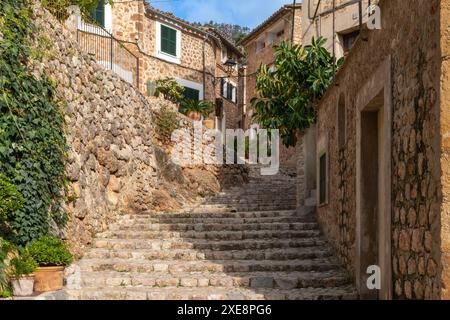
[76,17,139,87]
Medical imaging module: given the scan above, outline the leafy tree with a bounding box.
[154,78,185,104]
[251,38,343,147]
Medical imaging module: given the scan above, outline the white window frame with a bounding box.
[175,78,204,100]
[222,79,237,103]
[156,21,182,64]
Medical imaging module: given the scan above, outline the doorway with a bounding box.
[356,58,392,300]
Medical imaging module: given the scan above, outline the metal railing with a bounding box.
[76,17,139,87]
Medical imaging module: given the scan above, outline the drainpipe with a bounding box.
[202,33,209,101]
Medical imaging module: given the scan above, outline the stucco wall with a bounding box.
[313,0,446,299]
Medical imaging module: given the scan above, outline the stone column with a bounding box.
[65,5,81,36]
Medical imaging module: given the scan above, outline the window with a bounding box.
[91,0,105,27]
[184,87,200,101]
[221,79,237,103]
[319,153,327,205]
[156,22,181,64]
[161,25,177,56]
[342,30,360,54]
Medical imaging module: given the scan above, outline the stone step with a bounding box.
[138,210,299,219]
[113,222,319,232]
[98,229,321,240]
[93,238,328,251]
[67,286,357,300]
[84,247,333,261]
[79,258,341,273]
[79,270,350,289]
[118,216,312,225]
[189,206,297,213]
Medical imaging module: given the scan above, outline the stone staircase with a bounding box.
[66,166,357,300]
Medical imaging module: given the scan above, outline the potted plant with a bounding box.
[27,236,73,292]
[180,99,214,122]
[9,249,37,297]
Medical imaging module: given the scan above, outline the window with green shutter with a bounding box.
[183,87,200,101]
[90,0,105,27]
[161,25,177,56]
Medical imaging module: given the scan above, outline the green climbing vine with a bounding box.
[0,0,68,245]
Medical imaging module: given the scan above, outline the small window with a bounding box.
[161,25,177,56]
[91,0,105,27]
[184,87,200,101]
[342,30,360,54]
[319,153,327,205]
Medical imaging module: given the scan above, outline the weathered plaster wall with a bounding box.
[313,0,445,299]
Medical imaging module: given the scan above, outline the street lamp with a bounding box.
[223,58,237,76]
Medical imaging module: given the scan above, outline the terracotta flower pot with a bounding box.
[203,119,215,129]
[34,266,65,292]
[11,275,35,296]
[187,111,202,121]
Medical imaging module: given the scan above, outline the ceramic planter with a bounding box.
[203,119,215,129]
[187,111,202,121]
[34,266,65,292]
[11,275,35,296]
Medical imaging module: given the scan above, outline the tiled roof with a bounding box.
[239,3,302,46]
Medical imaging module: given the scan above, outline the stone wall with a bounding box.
[439,0,450,300]
[312,0,447,299]
[33,2,248,258]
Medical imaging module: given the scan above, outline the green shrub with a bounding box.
[27,236,72,267]
[180,100,214,118]
[155,106,179,141]
[0,0,68,245]
[155,78,185,104]
[0,174,24,228]
[9,249,37,278]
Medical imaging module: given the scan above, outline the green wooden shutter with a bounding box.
[91,0,105,27]
[184,87,200,101]
[161,25,177,56]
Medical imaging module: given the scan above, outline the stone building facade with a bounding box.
[301,0,371,59]
[240,4,302,169]
[302,0,450,300]
[103,0,245,129]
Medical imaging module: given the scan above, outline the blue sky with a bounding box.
[148,0,296,29]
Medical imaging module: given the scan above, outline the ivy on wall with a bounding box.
[0,0,68,245]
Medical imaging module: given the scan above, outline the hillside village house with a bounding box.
[70,0,245,130]
[240,3,302,169]
[297,0,450,300]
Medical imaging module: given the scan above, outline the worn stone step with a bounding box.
[79,258,341,273]
[79,270,350,289]
[138,210,299,219]
[113,222,319,232]
[98,229,321,240]
[118,216,312,225]
[67,285,357,300]
[93,238,328,250]
[84,247,333,261]
[189,205,297,213]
